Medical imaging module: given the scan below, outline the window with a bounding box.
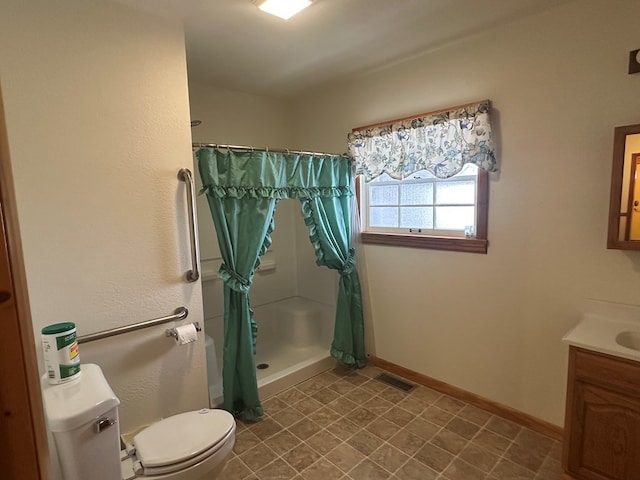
[358,164,489,253]
[348,100,495,254]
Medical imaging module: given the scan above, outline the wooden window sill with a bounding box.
[361,232,488,254]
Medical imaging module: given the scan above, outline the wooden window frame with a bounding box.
[355,169,489,254]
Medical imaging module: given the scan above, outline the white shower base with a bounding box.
[207,296,336,405]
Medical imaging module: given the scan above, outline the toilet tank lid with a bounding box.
[41,363,120,432]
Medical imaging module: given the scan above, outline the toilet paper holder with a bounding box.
[166,322,201,339]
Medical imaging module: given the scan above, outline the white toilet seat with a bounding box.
[132,409,235,477]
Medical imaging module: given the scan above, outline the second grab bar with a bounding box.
[179,168,200,282]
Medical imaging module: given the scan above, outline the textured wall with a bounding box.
[290,0,640,426]
[0,2,208,471]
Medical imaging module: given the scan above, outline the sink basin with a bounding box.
[562,313,640,363]
[616,331,640,351]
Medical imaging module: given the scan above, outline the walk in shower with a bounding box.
[197,197,338,406]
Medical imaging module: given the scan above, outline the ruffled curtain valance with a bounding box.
[347,100,498,181]
[197,148,353,198]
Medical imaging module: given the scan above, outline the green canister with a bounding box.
[41,322,81,384]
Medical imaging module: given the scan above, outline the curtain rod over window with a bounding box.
[192,143,350,158]
[352,99,490,132]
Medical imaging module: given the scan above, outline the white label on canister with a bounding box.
[42,327,81,385]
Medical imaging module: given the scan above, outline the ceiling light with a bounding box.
[253,0,312,20]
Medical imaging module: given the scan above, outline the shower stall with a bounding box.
[195,193,338,406]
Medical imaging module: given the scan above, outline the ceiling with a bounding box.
[117,0,572,99]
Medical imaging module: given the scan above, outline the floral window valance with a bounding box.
[347,100,498,181]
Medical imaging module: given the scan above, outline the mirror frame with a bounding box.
[607,123,640,250]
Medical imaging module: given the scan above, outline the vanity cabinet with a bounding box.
[563,346,640,480]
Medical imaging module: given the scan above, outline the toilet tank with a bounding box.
[41,363,122,480]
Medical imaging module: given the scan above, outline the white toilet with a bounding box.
[41,363,235,480]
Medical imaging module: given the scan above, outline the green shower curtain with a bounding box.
[197,148,365,420]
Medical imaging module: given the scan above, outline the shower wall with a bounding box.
[188,81,338,370]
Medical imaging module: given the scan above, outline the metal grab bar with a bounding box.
[178,168,200,282]
[77,307,188,344]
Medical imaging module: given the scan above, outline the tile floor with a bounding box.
[221,365,563,480]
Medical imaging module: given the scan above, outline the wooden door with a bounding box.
[0,84,48,478]
[627,154,640,240]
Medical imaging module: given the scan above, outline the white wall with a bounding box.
[0,1,207,466]
[291,0,640,426]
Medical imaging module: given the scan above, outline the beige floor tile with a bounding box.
[239,443,277,472]
[281,443,321,472]
[255,458,297,480]
[410,386,442,404]
[301,458,344,480]
[485,416,521,439]
[244,366,561,480]
[270,407,306,428]
[249,418,282,440]
[382,406,414,427]
[365,417,402,441]
[221,457,252,480]
[347,429,384,456]
[325,418,361,441]
[292,396,324,415]
[378,387,408,404]
[433,395,465,414]
[457,404,492,426]
[405,417,440,441]
[233,429,262,455]
[325,442,366,473]
[395,458,439,480]
[473,429,512,455]
[360,379,389,395]
[387,429,426,456]
[362,396,395,416]
[344,387,374,404]
[311,387,341,405]
[348,407,377,428]
[265,430,301,456]
[277,388,308,406]
[349,458,391,480]
[443,458,486,480]
[420,405,454,426]
[306,429,343,455]
[458,442,499,472]
[369,444,409,473]
[445,416,481,440]
[489,458,536,480]
[414,443,455,472]
[288,417,322,440]
[430,429,469,455]
[308,406,342,427]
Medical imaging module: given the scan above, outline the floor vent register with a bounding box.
[374,373,417,393]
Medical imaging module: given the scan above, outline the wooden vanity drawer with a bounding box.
[572,347,640,397]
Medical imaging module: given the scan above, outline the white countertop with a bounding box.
[563,313,640,363]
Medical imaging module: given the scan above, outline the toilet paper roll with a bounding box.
[174,324,198,345]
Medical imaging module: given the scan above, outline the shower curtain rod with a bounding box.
[192,143,350,158]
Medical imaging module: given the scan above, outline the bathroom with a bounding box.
[2,0,640,479]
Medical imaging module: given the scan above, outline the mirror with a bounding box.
[608,123,640,249]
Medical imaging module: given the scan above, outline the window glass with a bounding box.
[436,180,475,204]
[434,206,475,230]
[369,185,398,205]
[370,207,398,227]
[401,183,433,205]
[400,207,433,229]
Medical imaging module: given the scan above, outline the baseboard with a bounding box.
[372,357,564,441]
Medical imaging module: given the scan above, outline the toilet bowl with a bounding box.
[41,363,235,480]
